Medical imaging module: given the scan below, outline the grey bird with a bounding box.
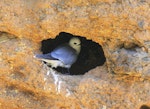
[35,37,81,71]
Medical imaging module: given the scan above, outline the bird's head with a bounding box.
[69,37,81,54]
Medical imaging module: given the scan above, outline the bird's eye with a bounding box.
[74,42,77,44]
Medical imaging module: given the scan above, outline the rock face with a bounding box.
[0,0,150,109]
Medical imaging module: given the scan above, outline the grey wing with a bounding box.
[35,53,58,60]
[50,44,78,65]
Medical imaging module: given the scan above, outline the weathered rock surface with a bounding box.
[0,0,150,109]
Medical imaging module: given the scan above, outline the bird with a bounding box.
[34,37,81,73]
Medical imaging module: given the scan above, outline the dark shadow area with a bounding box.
[140,105,150,109]
[40,32,106,75]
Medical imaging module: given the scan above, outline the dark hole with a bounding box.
[40,32,106,75]
[140,105,150,109]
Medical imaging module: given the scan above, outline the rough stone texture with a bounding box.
[0,0,150,109]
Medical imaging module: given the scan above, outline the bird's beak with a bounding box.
[77,43,81,46]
